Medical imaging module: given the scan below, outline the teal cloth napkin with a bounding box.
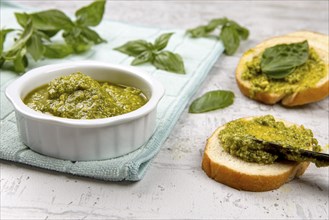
[0,3,224,181]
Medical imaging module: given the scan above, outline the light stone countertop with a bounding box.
[1,1,328,219]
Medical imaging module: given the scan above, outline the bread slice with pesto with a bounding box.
[201,115,318,192]
[235,31,329,106]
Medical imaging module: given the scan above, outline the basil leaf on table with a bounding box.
[26,34,45,61]
[132,50,154,65]
[206,18,228,32]
[154,32,173,51]
[62,27,92,53]
[1,0,106,73]
[2,19,33,60]
[44,44,73,58]
[220,25,240,56]
[153,51,185,74]
[13,49,28,73]
[186,25,209,38]
[114,40,152,56]
[15,10,74,31]
[186,17,249,55]
[261,40,309,79]
[189,90,235,113]
[75,0,105,27]
[0,29,14,55]
[230,21,249,40]
[80,26,106,44]
[114,33,186,74]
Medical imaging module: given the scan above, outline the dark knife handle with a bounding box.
[251,137,329,167]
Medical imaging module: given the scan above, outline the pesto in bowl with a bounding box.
[5,61,164,161]
[24,72,148,119]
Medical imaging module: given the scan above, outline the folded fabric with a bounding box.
[0,3,224,181]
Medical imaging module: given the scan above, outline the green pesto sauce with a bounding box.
[218,115,322,164]
[242,48,327,97]
[24,72,148,119]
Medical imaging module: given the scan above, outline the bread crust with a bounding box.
[235,31,329,106]
[201,118,310,192]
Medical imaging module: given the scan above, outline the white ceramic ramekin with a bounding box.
[5,61,164,161]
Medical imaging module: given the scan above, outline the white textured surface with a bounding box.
[1,1,328,219]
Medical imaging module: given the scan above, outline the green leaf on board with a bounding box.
[154,32,173,51]
[114,40,152,57]
[115,32,186,74]
[153,51,185,74]
[132,50,153,65]
[75,0,106,27]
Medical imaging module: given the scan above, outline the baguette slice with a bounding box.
[235,31,329,106]
[202,117,310,192]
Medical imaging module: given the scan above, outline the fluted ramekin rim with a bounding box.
[5,61,165,128]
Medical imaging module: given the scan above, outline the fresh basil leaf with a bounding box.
[15,10,74,31]
[44,43,73,58]
[0,57,4,67]
[15,13,29,28]
[74,43,92,53]
[0,29,14,55]
[187,18,228,37]
[75,0,106,27]
[154,32,173,51]
[63,27,91,53]
[153,51,185,74]
[131,50,153,65]
[4,20,33,59]
[186,17,249,55]
[261,41,309,79]
[230,21,249,40]
[34,30,52,42]
[220,25,240,55]
[40,30,59,38]
[189,90,234,113]
[264,67,296,79]
[26,34,44,61]
[186,25,208,38]
[114,40,152,57]
[81,27,106,44]
[115,33,185,74]
[13,49,28,73]
[206,17,228,31]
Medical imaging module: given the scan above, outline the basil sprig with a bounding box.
[260,41,309,79]
[189,90,234,113]
[114,33,185,74]
[186,17,249,55]
[0,0,106,73]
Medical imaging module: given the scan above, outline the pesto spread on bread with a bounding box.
[218,115,322,164]
[24,72,147,119]
[242,47,326,97]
